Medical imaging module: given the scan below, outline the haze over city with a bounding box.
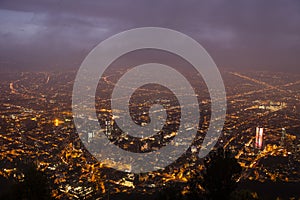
[0,0,300,72]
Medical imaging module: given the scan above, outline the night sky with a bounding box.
[0,0,299,72]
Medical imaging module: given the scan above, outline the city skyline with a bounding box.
[0,1,300,199]
[0,69,299,199]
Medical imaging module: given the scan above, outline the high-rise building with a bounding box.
[105,120,113,139]
[255,127,264,149]
[280,128,286,146]
[88,132,94,143]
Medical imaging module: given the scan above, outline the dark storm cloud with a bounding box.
[0,0,299,71]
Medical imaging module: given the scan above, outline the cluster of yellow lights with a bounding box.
[54,119,61,126]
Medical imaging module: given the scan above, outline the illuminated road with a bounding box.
[229,72,300,99]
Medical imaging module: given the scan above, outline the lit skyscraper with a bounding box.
[255,127,264,149]
[280,128,286,146]
[88,132,94,143]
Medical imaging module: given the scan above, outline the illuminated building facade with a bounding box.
[255,127,264,149]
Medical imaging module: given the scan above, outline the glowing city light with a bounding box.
[255,127,264,149]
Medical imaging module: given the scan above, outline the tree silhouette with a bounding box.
[0,160,53,200]
[230,189,260,200]
[20,161,52,200]
[155,182,184,200]
[153,147,243,200]
[202,147,242,200]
